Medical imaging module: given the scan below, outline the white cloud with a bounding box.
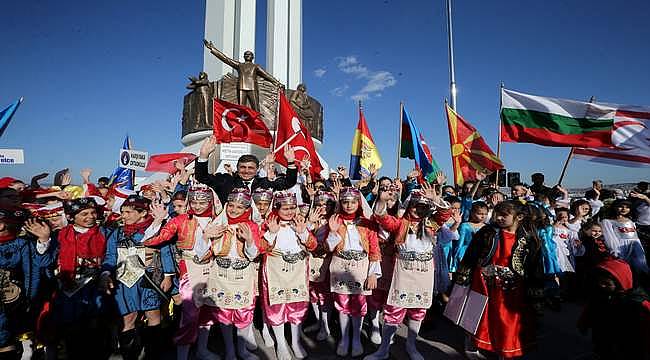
[313,68,326,78]
[330,84,349,97]
[334,55,397,101]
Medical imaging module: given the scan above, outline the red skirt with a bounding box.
[471,270,536,358]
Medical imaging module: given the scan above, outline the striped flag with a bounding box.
[500,88,614,147]
[574,107,650,167]
[446,104,503,185]
[349,105,382,180]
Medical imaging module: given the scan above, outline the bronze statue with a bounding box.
[203,39,283,112]
[182,71,217,135]
[289,83,315,125]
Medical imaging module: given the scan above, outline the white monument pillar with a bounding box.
[203,0,256,80]
[266,0,302,89]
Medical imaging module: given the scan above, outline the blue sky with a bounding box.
[1,0,648,188]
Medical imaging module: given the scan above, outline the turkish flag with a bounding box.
[274,92,323,177]
[213,99,273,148]
[146,153,197,173]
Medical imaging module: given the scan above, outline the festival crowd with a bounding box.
[0,135,648,360]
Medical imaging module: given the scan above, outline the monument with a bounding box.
[180,0,324,174]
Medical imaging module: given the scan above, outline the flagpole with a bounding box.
[556,95,596,185]
[446,0,457,111]
[397,101,404,178]
[272,87,281,152]
[495,82,504,187]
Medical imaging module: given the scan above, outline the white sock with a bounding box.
[272,324,292,360]
[337,313,351,356]
[237,325,259,360]
[262,322,275,347]
[367,309,382,345]
[406,319,424,360]
[317,307,331,340]
[290,323,307,359]
[351,316,364,357]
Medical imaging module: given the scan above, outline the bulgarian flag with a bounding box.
[446,104,503,185]
[349,106,382,180]
[500,88,614,148]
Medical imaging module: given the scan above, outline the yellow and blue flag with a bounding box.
[349,107,382,180]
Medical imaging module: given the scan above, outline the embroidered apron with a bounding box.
[265,253,309,305]
[183,254,215,307]
[207,257,254,309]
[309,254,331,283]
[116,247,147,288]
[387,254,434,309]
[329,255,371,295]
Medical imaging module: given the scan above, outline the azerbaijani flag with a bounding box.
[500,88,614,148]
[349,107,382,180]
[446,104,503,185]
[400,106,439,182]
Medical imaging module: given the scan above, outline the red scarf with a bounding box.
[227,208,252,224]
[189,203,213,218]
[123,215,154,237]
[58,225,107,285]
[0,234,15,244]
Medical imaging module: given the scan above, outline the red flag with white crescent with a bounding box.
[213,99,273,148]
[274,92,324,177]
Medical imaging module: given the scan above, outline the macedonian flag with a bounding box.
[445,104,504,185]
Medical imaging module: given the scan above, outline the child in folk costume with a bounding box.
[260,191,317,360]
[326,187,381,357]
[365,188,451,360]
[207,188,261,360]
[367,185,400,345]
[52,198,113,360]
[0,207,53,360]
[251,188,275,348]
[306,190,337,341]
[601,199,649,275]
[143,186,221,360]
[451,201,488,273]
[101,195,176,360]
[454,201,545,359]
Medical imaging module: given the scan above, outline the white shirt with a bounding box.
[264,224,307,254]
[326,222,382,278]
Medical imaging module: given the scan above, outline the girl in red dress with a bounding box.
[454,201,545,359]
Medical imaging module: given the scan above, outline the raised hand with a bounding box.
[451,208,462,224]
[24,219,51,242]
[368,163,377,178]
[204,223,228,239]
[422,181,438,201]
[80,168,92,184]
[150,201,168,223]
[475,170,488,182]
[266,214,281,234]
[328,214,341,233]
[435,170,447,185]
[331,179,343,198]
[407,168,421,181]
[61,172,72,186]
[284,145,296,164]
[199,135,218,159]
[236,223,254,245]
[305,183,316,198]
[337,166,348,179]
[294,215,308,234]
[308,206,325,224]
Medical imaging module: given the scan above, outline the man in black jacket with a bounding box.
[194,135,298,205]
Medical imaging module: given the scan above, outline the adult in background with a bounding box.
[195,135,298,205]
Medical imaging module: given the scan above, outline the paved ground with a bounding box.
[191,301,595,360]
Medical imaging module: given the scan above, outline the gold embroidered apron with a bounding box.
[387,252,434,309]
[308,254,331,283]
[329,254,371,295]
[265,253,309,305]
[207,257,254,309]
[183,254,215,307]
